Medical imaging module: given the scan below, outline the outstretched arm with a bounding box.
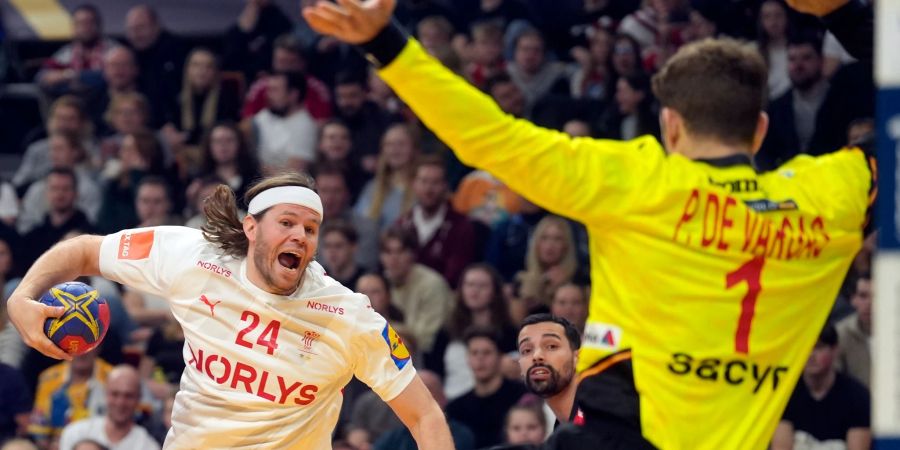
[304,0,659,224]
[387,375,454,449]
[6,235,103,360]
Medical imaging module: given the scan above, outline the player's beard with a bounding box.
[252,232,306,295]
[525,360,575,398]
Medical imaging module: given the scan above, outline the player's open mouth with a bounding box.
[278,252,301,270]
[529,367,551,381]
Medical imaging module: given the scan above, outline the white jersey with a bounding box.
[99,226,416,449]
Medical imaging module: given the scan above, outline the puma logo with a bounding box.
[199,295,222,317]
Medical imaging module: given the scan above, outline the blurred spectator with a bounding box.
[134,177,180,228]
[431,263,519,400]
[190,122,260,203]
[367,68,404,117]
[755,0,791,100]
[395,156,476,287]
[512,215,581,323]
[354,124,420,230]
[822,30,856,79]
[315,165,379,271]
[0,360,30,442]
[165,48,240,148]
[757,34,848,170]
[506,29,571,112]
[683,7,718,42]
[71,440,106,450]
[252,71,317,174]
[184,175,226,230]
[618,0,689,50]
[416,16,456,55]
[13,96,97,194]
[0,242,27,368]
[0,182,18,227]
[549,283,588,334]
[354,273,405,325]
[446,327,527,448]
[18,132,102,234]
[36,4,119,96]
[125,5,188,129]
[96,91,149,154]
[96,130,166,233]
[517,314,582,424]
[334,71,402,167]
[773,325,871,450]
[562,119,592,137]
[465,20,506,89]
[29,349,111,448]
[504,405,547,446]
[485,196,545,282]
[597,74,659,140]
[319,220,366,289]
[373,370,476,450]
[609,33,644,80]
[570,25,613,101]
[836,274,872,389]
[847,117,874,146]
[485,73,526,118]
[458,0,533,33]
[86,47,140,135]
[58,365,159,450]
[0,440,38,450]
[20,169,94,267]
[240,34,333,121]
[379,227,453,352]
[222,0,293,81]
[315,120,367,200]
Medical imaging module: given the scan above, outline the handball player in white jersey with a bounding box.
[7,172,454,449]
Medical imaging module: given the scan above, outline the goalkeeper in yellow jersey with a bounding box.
[303,0,875,449]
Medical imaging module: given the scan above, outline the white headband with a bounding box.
[247,186,323,218]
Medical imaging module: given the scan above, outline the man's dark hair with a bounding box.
[73,4,102,24]
[334,70,367,89]
[787,31,824,56]
[484,72,515,95]
[321,219,359,244]
[274,33,304,56]
[520,314,581,350]
[272,71,307,103]
[137,175,171,199]
[463,326,502,350]
[652,38,767,146]
[816,323,838,347]
[48,167,78,188]
[380,226,418,252]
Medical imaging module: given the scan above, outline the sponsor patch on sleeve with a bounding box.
[381,323,410,370]
[118,230,154,260]
[583,322,623,351]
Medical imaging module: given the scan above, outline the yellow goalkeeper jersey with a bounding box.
[376,39,875,450]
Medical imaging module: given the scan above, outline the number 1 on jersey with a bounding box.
[726,256,765,354]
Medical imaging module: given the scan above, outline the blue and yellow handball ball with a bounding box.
[39,281,110,356]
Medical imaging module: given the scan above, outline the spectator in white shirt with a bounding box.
[252,71,317,174]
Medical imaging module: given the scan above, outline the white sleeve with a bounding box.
[98,226,200,298]
[351,306,417,402]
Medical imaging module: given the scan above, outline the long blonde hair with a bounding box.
[366,123,420,220]
[202,171,314,258]
[180,48,221,134]
[517,215,578,304]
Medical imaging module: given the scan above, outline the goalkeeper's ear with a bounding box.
[749,112,769,156]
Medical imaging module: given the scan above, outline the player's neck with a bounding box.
[679,137,752,161]
[804,370,836,400]
[546,377,579,423]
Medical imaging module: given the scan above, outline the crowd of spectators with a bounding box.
[0,0,876,449]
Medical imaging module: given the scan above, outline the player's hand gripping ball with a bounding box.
[39,282,109,356]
